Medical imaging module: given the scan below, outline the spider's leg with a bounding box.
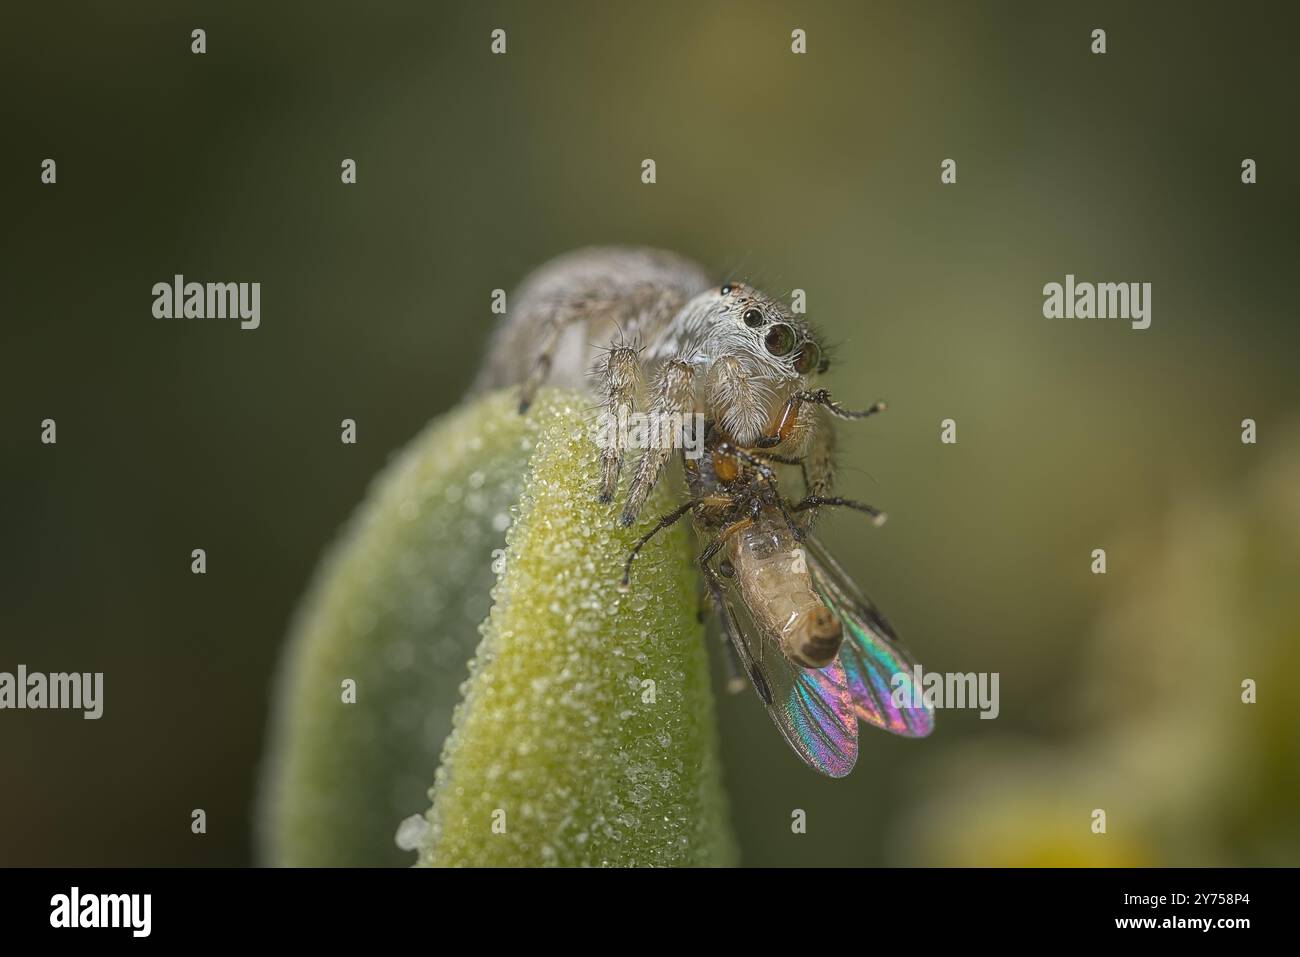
[619,358,696,527]
[619,497,701,587]
[789,495,887,527]
[596,341,641,503]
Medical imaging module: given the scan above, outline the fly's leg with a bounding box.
[700,562,748,695]
[619,497,701,589]
[695,583,711,624]
[789,494,887,527]
[746,448,811,499]
[719,633,748,693]
[697,517,768,665]
[597,343,641,503]
[619,358,696,527]
[697,516,753,568]
[713,441,804,543]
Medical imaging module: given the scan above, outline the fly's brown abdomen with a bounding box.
[729,511,843,670]
[793,605,843,669]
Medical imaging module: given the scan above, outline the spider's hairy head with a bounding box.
[672,281,828,445]
[708,281,827,377]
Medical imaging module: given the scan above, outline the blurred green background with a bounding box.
[2,0,1297,866]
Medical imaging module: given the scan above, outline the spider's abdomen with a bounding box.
[472,246,712,394]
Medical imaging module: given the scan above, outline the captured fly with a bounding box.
[720,511,934,777]
[621,434,934,778]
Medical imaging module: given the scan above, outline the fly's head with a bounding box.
[673,282,829,447]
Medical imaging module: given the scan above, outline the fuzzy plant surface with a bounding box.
[257,391,535,866]
[259,389,736,867]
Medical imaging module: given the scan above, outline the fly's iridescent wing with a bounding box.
[804,536,935,738]
[705,575,859,777]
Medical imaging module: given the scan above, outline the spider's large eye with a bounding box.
[743,308,764,328]
[793,341,822,375]
[764,323,796,357]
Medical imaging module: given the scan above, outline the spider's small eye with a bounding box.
[794,341,822,375]
[743,308,764,328]
[817,356,830,374]
[764,323,796,357]
[720,284,733,295]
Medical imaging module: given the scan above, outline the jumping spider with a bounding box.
[473,246,884,527]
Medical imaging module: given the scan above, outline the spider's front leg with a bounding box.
[799,403,837,502]
[619,358,696,527]
[596,342,641,503]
